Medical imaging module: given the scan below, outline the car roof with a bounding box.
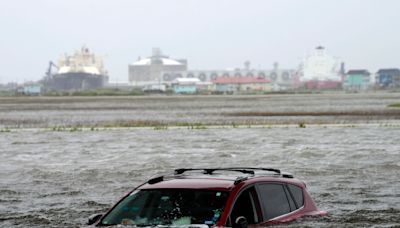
[138,168,304,191]
[139,176,236,190]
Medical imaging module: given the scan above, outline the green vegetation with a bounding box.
[69,126,82,132]
[42,88,145,96]
[191,123,207,129]
[175,122,207,129]
[0,91,15,97]
[298,123,306,128]
[46,121,211,131]
[388,103,400,108]
[51,126,82,132]
[5,122,400,133]
[154,125,168,130]
[52,126,66,131]
[102,120,165,128]
[0,127,11,133]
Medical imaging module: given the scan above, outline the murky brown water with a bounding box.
[0,93,400,227]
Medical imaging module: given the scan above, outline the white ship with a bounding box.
[297,46,343,89]
[45,46,108,91]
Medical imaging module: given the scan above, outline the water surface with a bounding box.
[0,94,399,227]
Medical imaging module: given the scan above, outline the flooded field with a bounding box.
[1,93,400,128]
[1,93,400,227]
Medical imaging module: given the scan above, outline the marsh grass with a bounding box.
[298,123,306,128]
[45,121,212,131]
[51,126,83,132]
[224,110,400,117]
[0,127,11,133]
[42,88,145,97]
[388,103,400,108]
[153,125,168,130]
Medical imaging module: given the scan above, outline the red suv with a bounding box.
[88,168,326,227]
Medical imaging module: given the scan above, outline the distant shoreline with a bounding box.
[2,87,400,98]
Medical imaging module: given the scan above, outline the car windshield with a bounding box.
[101,189,229,226]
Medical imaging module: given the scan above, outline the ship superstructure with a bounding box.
[44,46,108,91]
[296,46,343,89]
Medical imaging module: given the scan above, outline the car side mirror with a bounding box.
[87,213,103,225]
[235,216,248,228]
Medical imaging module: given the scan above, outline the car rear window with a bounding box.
[283,186,296,211]
[258,183,291,220]
[287,184,304,208]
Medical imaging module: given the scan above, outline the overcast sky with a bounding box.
[1,0,399,83]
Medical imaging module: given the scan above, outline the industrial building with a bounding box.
[128,49,296,91]
[128,48,187,85]
[167,65,295,90]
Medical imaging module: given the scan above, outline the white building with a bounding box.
[128,48,187,85]
[299,46,342,82]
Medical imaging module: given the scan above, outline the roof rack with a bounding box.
[233,176,248,185]
[147,175,164,184]
[174,167,282,176]
[148,167,291,185]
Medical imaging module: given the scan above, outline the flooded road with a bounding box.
[0,93,400,227]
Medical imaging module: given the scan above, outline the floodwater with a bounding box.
[0,93,400,227]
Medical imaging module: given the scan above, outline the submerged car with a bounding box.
[88,167,326,227]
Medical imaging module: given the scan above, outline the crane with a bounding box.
[45,61,59,79]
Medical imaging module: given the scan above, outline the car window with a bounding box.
[283,185,296,211]
[101,189,229,226]
[287,184,304,208]
[257,183,291,220]
[228,186,259,226]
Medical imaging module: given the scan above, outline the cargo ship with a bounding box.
[44,46,108,91]
[296,46,343,90]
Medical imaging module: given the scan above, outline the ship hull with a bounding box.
[294,80,342,90]
[47,73,106,91]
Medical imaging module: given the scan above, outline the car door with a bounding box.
[226,186,262,227]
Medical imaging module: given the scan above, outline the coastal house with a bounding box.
[343,70,371,91]
[16,83,42,95]
[376,68,400,88]
[171,78,200,94]
[195,81,213,93]
[211,76,272,93]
